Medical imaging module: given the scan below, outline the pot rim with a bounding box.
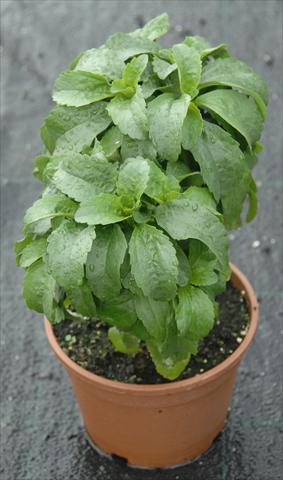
[45,262,259,394]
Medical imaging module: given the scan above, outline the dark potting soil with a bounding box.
[54,282,249,384]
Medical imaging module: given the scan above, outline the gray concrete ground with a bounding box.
[1,1,282,479]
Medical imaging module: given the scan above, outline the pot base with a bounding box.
[85,425,224,470]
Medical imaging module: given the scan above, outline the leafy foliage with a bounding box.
[195,89,263,148]
[52,151,118,202]
[148,93,191,162]
[16,13,268,380]
[190,122,253,228]
[172,44,201,94]
[129,224,178,300]
[86,225,127,300]
[107,87,148,140]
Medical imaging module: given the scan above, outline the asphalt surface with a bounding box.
[1,1,282,479]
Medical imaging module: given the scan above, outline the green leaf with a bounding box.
[53,153,118,202]
[135,293,173,340]
[146,338,191,381]
[106,32,158,61]
[152,57,176,80]
[98,291,137,328]
[123,54,149,85]
[246,177,258,223]
[47,220,96,290]
[141,73,162,98]
[131,13,169,41]
[185,171,204,187]
[40,103,111,154]
[23,259,56,314]
[184,36,211,52]
[166,159,192,182]
[125,319,149,341]
[121,135,156,161]
[195,89,263,148]
[100,126,123,157]
[74,47,125,79]
[91,139,108,160]
[155,198,229,272]
[145,160,180,203]
[75,193,130,225]
[117,157,150,203]
[18,237,47,268]
[108,327,140,355]
[68,280,97,317]
[157,48,174,63]
[111,54,148,96]
[200,44,229,59]
[129,224,178,300]
[109,83,134,98]
[244,146,260,170]
[175,285,215,337]
[15,235,33,266]
[148,93,191,162]
[86,224,127,300]
[120,252,142,295]
[23,195,77,234]
[200,57,268,117]
[107,87,148,140]
[53,71,112,107]
[204,43,230,60]
[41,155,62,185]
[121,274,140,296]
[42,284,65,325]
[182,186,217,211]
[174,243,191,287]
[172,44,202,94]
[33,155,50,182]
[190,122,252,227]
[182,103,203,150]
[189,239,218,286]
[54,122,111,156]
[203,269,229,298]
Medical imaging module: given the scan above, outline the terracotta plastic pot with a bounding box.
[45,263,259,468]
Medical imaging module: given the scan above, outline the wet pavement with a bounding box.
[1,1,282,479]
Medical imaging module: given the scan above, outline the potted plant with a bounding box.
[15,13,267,468]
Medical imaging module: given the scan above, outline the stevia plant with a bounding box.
[15,13,268,380]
